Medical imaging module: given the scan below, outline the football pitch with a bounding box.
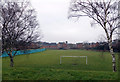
[2,49,118,80]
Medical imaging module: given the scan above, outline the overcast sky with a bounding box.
[30,0,107,44]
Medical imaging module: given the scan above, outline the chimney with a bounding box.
[66,41,68,44]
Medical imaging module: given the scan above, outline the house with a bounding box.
[67,43,77,49]
[58,41,68,49]
[42,42,50,49]
[49,43,58,49]
[76,43,83,49]
[41,42,58,49]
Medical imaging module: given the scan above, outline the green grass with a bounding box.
[0,58,2,81]
[2,49,119,80]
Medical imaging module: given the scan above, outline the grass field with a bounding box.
[2,49,119,80]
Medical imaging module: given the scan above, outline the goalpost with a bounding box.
[60,56,87,65]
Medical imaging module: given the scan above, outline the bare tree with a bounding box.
[69,0,120,72]
[0,1,41,67]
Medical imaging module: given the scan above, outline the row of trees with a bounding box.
[82,40,120,52]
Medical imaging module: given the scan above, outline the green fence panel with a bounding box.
[1,48,46,57]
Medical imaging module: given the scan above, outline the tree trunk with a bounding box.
[9,53,14,67]
[108,41,117,72]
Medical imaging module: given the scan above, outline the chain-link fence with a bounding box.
[1,48,46,58]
